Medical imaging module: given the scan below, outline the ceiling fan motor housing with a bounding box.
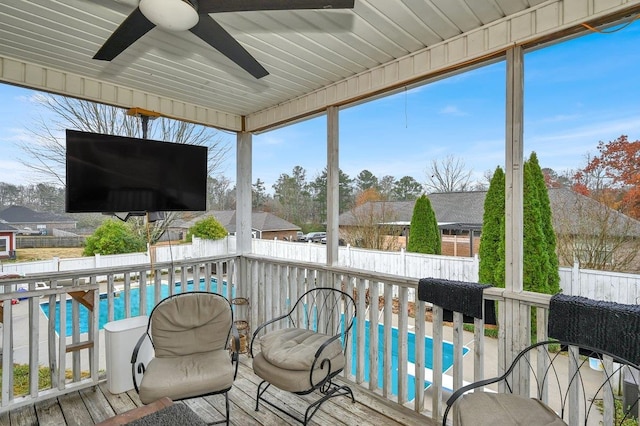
[139,0,199,31]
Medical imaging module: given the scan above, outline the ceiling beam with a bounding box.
[0,55,244,132]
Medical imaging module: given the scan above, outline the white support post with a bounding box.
[327,106,339,267]
[504,45,525,371]
[236,131,252,255]
[237,131,252,300]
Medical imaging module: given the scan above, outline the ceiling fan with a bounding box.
[93,0,355,79]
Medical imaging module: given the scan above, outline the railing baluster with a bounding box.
[383,283,392,399]
[90,284,99,385]
[29,282,39,398]
[536,306,548,404]
[71,293,80,381]
[107,274,115,323]
[343,275,355,382]
[452,311,464,393]
[432,305,444,421]
[124,273,131,318]
[397,286,409,405]
[58,291,67,390]
[47,293,57,389]
[356,277,366,385]
[153,269,162,306]
[568,346,580,426]
[414,298,426,412]
[368,279,379,392]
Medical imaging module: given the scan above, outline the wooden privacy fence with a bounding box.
[16,236,85,248]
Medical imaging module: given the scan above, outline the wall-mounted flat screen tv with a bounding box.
[65,129,208,214]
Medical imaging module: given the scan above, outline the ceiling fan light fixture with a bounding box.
[139,0,198,32]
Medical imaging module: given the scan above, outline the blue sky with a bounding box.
[1,19,639,192]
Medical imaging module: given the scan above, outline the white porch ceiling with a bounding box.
[1,0,639,133]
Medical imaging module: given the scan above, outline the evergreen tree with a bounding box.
[522,159,551,293]
[407,194,441,254]
[309,168,354,223]
[528,152,561,293]
[479,167,505,286]
[426,196,442,254]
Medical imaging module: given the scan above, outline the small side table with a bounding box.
[231,297,250,354]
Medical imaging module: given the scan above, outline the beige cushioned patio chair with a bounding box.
[131,291,239,425]
[250,287,356,425]
[443,294,640,426]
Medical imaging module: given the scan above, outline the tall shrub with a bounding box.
[186,216,228,242]
[407,194,441,254]
[523,159,551,293]
[83,219,147,256]
[528,152,561,293]
[479,167,505,286]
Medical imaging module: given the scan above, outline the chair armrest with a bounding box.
[313,333,342,360]
[249,313,289,357]
[131,331,151,394]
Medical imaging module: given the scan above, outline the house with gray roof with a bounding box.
[0,206,77,236]
[170,211,301,242]
[339,188,640,269]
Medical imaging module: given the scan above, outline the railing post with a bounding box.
[571,261,580,295]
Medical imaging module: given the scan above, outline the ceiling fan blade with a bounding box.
[93,7,156,61]
[198,0,354,14]
[189,16,268,79]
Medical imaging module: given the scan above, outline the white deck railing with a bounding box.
[0,253,617,424]
[0,255,238,413]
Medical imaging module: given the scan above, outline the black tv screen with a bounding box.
[65,129,208,213]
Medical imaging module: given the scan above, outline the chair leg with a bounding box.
[255,380,271,411]
[205,392,231,426]
[303,383,355,425]
[225,392,230,426]
[255,378,355,425]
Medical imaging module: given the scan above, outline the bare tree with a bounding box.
[341,191,401,250]
[19,94,231,243]
[424,155,473,193]
[554,190,640,272]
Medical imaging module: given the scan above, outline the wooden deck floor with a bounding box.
[0,357,434,426]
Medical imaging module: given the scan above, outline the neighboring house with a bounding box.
[0,222,18,259]
[0,206,77,235]
[338,192,485,256]
[170,211,301,242]
[339,189,640,268]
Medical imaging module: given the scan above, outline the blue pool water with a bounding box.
[351,321,468,400]
[40,279,229,335]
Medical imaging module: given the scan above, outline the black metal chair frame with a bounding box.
[443,339,640,425]
[131,291,240,426]
[250,287,357,425]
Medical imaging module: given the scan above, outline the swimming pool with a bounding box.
[40,279,228,335]
[351,321,468,401]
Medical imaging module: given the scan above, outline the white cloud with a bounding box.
[439,105,467,116]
